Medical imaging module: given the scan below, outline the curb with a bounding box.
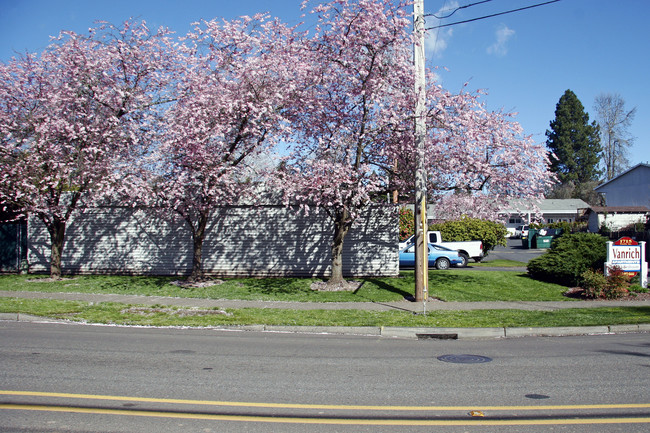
[0,312,65,323]
[3,313,648,340]
[258,324,650,339]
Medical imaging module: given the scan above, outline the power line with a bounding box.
[427,0,496,20]
[426,0,562,30]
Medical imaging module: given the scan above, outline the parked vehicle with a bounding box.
[398,231,483,266]
[399,243,464,270]
[514,225,529,239]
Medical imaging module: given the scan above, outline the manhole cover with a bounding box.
[437,354,492,364]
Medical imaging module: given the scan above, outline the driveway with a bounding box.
[482,237,547,264]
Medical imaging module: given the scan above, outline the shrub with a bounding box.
[599,222,611,236]
[580,266,631,299]
[527,233,607,286]
[603,266,631,299]
[581,268,607,298]
[398,207,415,241]
[429,217,508,255]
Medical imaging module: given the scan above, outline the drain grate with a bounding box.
[437,354,492,364]
[417,333,458,340]
[525,394,550,399]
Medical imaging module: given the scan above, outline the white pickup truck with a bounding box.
[399,231,483,267]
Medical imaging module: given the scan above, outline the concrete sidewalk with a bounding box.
[1,290,649,340]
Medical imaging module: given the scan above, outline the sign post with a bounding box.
[605,237,647,288]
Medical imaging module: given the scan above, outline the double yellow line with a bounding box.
[2,390,650,426]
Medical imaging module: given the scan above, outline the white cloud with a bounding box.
[487,24,515,57]
[424,1,459,58]
[425,28,453,57]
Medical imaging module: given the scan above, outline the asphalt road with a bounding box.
[1,321,649,432]
[480,238,546,264]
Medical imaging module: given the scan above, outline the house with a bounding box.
[500,199,590,235]
[402,198,590,235]
[584,163,650,233]
[595,163,650,207]
[586,206,649,233]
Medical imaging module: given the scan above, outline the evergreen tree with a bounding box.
[546,90,602,187]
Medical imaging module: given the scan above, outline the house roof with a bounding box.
[500,199,591,214]
[588,206,650,214]
[538,199,592,212]
[595,163,650,191]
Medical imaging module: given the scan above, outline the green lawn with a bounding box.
[422,270,571,302]
[2,272,647,328]
[0,270,570,302]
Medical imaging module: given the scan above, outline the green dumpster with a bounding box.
[521,229,536,249]
[534,235,552,249]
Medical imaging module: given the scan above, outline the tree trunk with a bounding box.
[329,209,351,286]
[188,211,209,282]
[48,218,66,279]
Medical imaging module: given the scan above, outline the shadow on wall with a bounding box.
[27,205,398,278]
[28,207,191,276]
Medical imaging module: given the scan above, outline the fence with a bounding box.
[27,205,399,278]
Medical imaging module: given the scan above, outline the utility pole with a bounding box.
[413,0,428,304]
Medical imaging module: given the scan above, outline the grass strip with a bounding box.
[0,271,571,303]
[2,298,648,329]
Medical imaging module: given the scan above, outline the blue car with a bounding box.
[399,243,463,270]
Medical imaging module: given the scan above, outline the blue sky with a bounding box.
[1,0,647,169]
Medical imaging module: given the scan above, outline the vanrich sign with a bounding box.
[605,237,648,288]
